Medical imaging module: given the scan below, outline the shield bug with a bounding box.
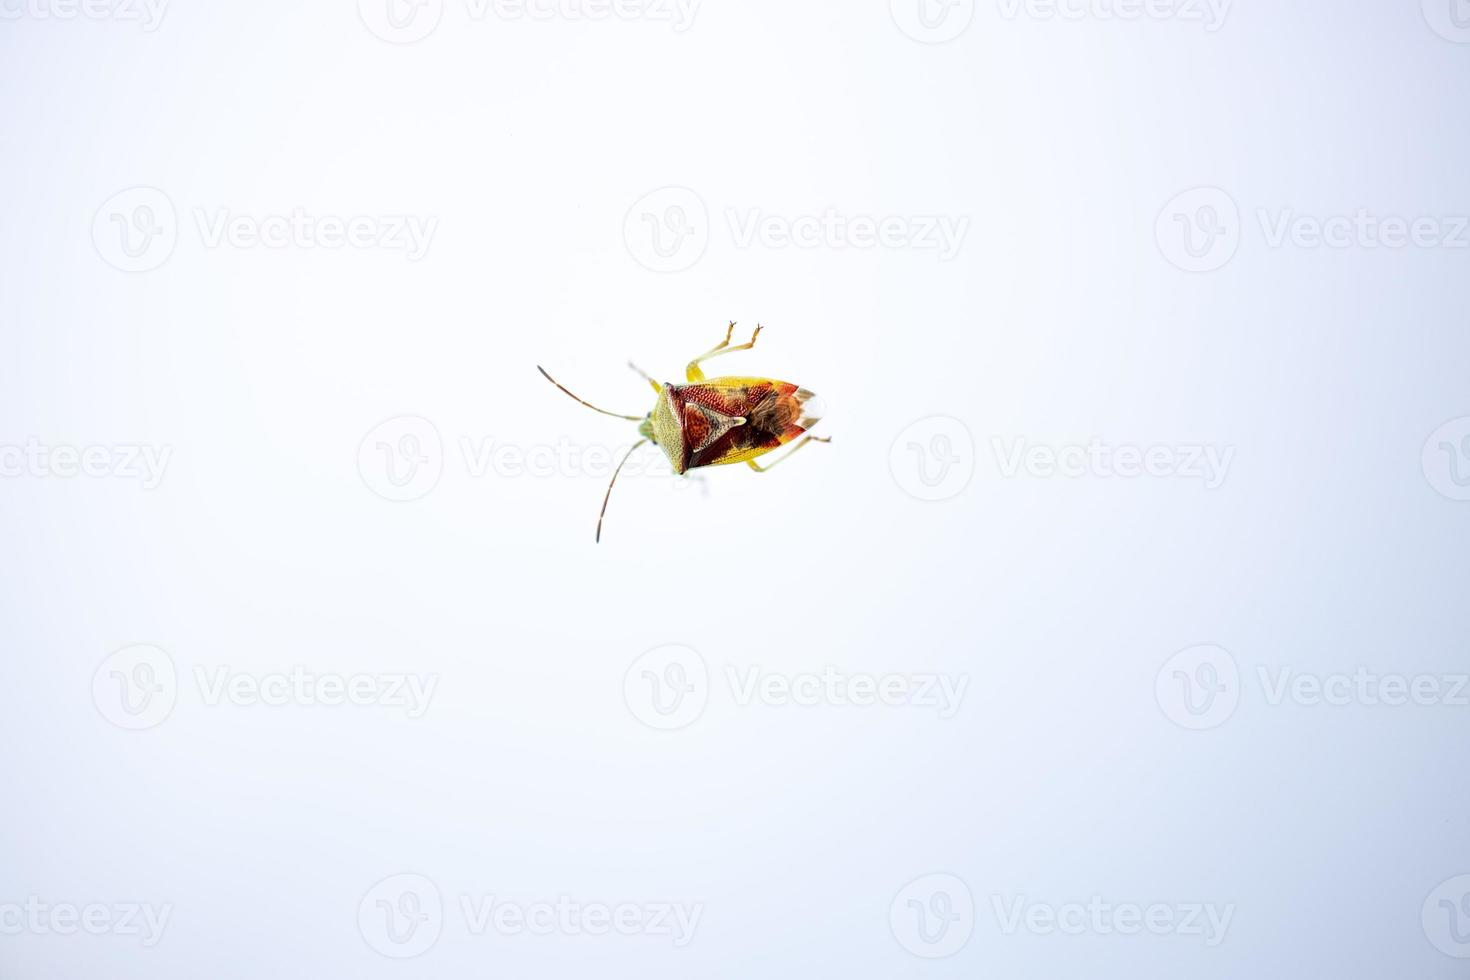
[537,322,829,542]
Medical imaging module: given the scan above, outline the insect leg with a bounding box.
[745,434,830,473]
[687,321,762,383]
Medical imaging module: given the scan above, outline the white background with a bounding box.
[3,0,1469,976]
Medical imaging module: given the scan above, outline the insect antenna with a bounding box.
[597,439,648,543]
[536,366,645,421]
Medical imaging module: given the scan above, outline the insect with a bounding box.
[537,322,829,542]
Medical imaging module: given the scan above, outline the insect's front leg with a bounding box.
[746,435,830,473]
[686,321,761,383]
[628,361,661,394]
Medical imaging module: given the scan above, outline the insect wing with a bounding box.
[677,378,823,469]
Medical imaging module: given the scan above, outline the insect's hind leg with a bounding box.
[746,435,830,473]
[687,321,762,383]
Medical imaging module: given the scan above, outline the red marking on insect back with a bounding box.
[665,379,816,470]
